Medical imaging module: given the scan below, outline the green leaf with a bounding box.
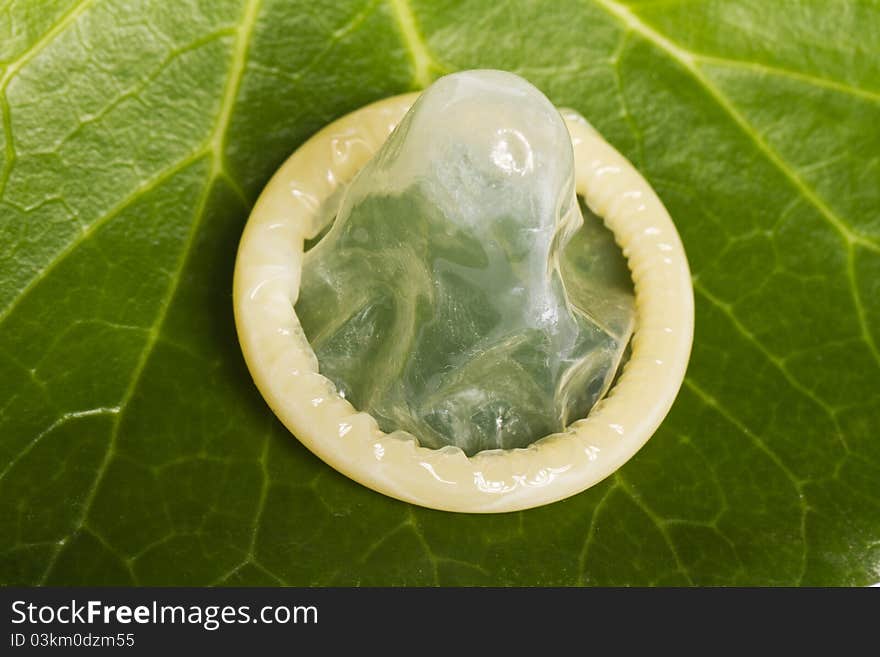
[1,0,878,586]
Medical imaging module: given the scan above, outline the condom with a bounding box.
[233,70,693,512]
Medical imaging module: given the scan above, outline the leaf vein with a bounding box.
[694,280,849,451]
[592,0,880,253]
[0,148,208,324]
[0,0,95,78]
[387,0,444,89]
[697,55,880,105]
[0,407,119,484]
[37,0,263,583]
[592,0,880,370]
[577,481,618,584]
[615,472,695,585]
[684,377,809,583]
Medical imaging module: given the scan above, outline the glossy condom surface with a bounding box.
[296,71,634,456]
[233,74,694,513]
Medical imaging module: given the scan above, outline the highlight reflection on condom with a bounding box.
[233,70,694,513]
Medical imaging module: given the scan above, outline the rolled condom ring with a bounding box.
[233,70,694,513]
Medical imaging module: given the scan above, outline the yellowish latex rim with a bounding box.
[233,93,694,513]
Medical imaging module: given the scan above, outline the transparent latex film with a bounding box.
[296,70,634,456]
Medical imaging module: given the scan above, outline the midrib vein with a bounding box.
[210,0,260,160]
[388,0,436,89]
[38,0,262,583]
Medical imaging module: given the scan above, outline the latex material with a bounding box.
[233,81,694,513]
[295,71,634,455]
